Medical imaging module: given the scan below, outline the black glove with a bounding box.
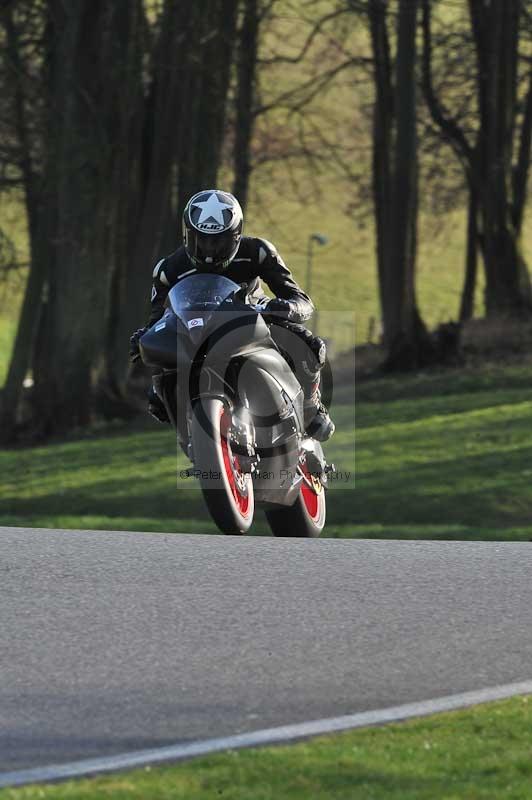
[265,298,295,320]
[129,326,148,363]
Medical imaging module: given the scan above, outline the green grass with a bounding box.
[2,696,532,799]
[2,362,532,539]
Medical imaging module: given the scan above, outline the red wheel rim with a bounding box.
[300,461,321,521]
[220,408,251,518]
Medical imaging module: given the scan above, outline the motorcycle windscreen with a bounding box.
[168,273,245,350]
[167,274,240,324]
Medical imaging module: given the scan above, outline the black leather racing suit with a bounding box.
[146,237,327,395]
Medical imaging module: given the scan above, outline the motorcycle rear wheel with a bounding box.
[265,461,326,538]
[191,397,254,534]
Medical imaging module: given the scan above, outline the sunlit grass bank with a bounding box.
[2,364,532,540]
[2,696,531,799]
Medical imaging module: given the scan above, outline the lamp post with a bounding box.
[306,232,328,335]
[306,232,328,297]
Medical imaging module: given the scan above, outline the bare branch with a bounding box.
[421,0,473,174]
[256,56,371,117]
[258,8,350,66]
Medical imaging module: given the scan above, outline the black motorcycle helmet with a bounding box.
[183,189,243,271]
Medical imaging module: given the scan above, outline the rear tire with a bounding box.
[191,398,254,534]
[265,463,325,538]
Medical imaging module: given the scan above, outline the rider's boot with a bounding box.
[304,379,335,442]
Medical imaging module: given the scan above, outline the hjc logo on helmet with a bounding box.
[197,222,224,232]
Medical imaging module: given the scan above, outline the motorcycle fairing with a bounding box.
[139,272,317,511]
[139,311,181,368]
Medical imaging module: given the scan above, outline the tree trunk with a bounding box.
[512,65,532,236]
[377,0,432,368]
[176,0,239,219]
[104,0,195,402]
[99,0,149,406]
[388,0,418,342]
[459,187,478,323]
[368,0,394,345]
[105,0,239,407]
[31,0,115,433]
[470,0,532,316]
[233,0,260,210]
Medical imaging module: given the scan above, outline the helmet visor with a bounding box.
[195,229,239,266]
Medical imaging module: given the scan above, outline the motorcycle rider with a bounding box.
[130,189,334,442]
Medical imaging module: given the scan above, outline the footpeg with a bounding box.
[304,451,329,485]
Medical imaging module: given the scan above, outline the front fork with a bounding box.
[187,365,260,474]
[227,403,259,474]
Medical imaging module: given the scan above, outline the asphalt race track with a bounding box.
[2,527,532,779]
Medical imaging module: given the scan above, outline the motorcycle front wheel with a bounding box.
[191,397,254,534]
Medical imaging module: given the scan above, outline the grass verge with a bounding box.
[2,696,531,799]
[2,363,532,538]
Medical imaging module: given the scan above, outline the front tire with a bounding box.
[191,398,254,534]
[265,461,326,538]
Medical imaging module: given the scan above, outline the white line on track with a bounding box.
[2,679,532,788]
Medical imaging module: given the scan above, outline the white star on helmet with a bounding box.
[192,192,234,227]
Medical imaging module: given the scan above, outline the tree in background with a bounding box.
[233,0,260,210]
[366,0,433,368]
[2,0,532,439]
[0,0,240,438]
[105,0,239,411]
[422,0,532,319]
[473,0,532,316]
[1,0,56,437]
[419,0,479,322]
[31,0,134,432]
